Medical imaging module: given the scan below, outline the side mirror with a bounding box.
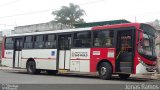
[137,29,143,45]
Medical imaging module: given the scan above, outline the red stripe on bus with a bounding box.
[4,57,13,59]
[4,57,56,60]
[21,58,56,60]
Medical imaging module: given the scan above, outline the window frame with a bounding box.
[23,35,34,49]
[5,37,14,50]
[44,34,57,49]
[33,34,45,49]
[73,31,92,48]
[93,30,114,48]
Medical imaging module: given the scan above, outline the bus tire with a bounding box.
[47,70,58,75]
[98,62,112,80]
[119,74,130,79]
[26,61,40,74]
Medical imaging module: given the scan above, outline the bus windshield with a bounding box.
[138,24,157,61]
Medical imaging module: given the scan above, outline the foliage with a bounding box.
[52,3,85,26]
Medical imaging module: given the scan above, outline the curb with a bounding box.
[0,66,160,80]
[0,67,26,72]
[152,74,160,80]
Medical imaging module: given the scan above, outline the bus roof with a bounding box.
[74,19,130,28]
[7,23,141,37]
[92,23,140,30]
[9,27,92,37]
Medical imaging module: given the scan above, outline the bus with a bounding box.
[1,21,157,80]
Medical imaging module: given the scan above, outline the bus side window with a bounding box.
[34,35,44,49]
[73,31,91,48]
[93,30,114,47]
[24,36,33,49]
[45,34,56,49]
[5,37,14,49]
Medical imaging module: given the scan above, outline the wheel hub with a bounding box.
[28,65,34,72]
[101,67,106,75]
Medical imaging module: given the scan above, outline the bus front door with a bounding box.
[13,38,23,68]
[116,30,134,73]
[58,34,71,70]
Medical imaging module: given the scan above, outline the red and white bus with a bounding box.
[1,22,157,79]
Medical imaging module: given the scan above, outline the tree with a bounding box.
[52,3,85,26]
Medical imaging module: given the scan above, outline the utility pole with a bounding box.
[135,16,137,22]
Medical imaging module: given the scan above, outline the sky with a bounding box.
[0,0,160,31]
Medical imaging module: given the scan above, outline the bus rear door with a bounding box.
[58,34,72,70]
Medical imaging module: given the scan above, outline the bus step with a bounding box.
[120,67,132,73]
[58,69,69,73]
[120,62,132,67]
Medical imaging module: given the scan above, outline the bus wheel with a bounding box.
[119,74,130,79]
[98,62,112,80]
[27,61,40,74]
[47,70,58,75]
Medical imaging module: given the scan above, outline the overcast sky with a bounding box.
[0,0,160,31]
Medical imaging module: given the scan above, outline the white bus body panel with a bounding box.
[70,60,80,71]
[70,60,90,72]
[70,49,90,72]
[21,49,57,70]
[2,50,13,67]
[136,63,148,74]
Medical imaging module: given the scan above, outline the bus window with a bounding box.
[45,34,56,48]
[118,31,132,52]
[93,30,114,47]
[24,36,33,49]
[138,33,156,57]
[15,38,23,50]
[34,35,44,48]
[73,31,91,47]
[5,37,14,49]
